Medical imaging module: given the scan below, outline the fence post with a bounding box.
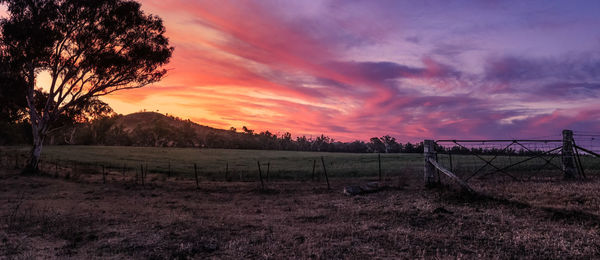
[321,156,330,190]
[424,140,436,186]
[257,161,264,189]
[562,129,576,179]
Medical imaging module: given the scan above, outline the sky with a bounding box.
[9,0,600,142]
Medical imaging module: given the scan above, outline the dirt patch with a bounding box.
[1,169,599,258]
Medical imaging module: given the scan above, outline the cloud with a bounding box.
[485,55,600,83]
[536,82,600,100]
[99,0,600,142]
[327,59,460,83]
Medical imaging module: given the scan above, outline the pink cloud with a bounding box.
[98,0,600,142]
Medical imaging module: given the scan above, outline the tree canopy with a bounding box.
[0,0,173,172]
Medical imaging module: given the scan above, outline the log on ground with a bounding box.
[343,182,384,196]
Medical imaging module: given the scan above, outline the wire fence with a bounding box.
[0,146,424,189]
[431,131,600,184]
[435,140,566,182]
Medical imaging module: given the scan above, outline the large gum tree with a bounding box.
[0,0,173,173]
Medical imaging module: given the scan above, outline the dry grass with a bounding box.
[1,164,600,259]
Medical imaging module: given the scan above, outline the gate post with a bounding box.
[424,140,436,186]
[562,129,576,179]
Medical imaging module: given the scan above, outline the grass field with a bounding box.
[2,145,597,182]
[0,145,425,181]
[1,145,600,258]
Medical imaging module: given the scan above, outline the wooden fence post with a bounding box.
[321,156,330,190]
[257,161,264,189]
[424,140,436,186]
[225,162,229,181]
[562,129,576,179]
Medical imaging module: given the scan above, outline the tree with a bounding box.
[296,136,310,151]
[0,51,27,122]
[313,134,332,152]
[348,140,368,153]
[380,135,400,153]
[242,126,254,135]
[368,137,385,153]
[47,97,115,144]
[0,0,173,173]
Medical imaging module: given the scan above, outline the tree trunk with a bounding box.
[24,127,46,174]
[23,64,45,174]
[65,127,77,144]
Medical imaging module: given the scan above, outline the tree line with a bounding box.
[2,109,552,156]
[0,110,427,153]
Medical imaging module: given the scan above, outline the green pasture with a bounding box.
[0,146,423,180]
[1,146,598,181]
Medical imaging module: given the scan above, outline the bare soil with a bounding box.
[1,168,599,259]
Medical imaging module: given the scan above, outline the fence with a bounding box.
[0,147,423,190]
[424,129,600,192]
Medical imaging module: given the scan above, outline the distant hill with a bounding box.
[113,112,224,136]
[44,111,237,147]
[39,111,423,153]
[107,112,235,147]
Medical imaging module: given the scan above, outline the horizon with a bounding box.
[5,1,600,142]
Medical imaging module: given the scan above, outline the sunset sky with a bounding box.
[17,1,600,141]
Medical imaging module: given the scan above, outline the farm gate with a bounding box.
[424,129,600,192]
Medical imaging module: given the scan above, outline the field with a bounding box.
[0,145,425,181]
[1,146,600,258]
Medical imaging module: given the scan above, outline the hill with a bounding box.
[114,112,226,138]
[109,112,231,147]
[45,112,236,148]
[44,111,422,153]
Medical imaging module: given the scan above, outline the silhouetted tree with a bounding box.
[242,126,254,135]
[0,0,173,173]
[380,135,401,153]
[348,140,368,153]
[0,50,27,122]
[313,134,332,152]
[368,137,385,153]
[279,132,294,150]
[296,136,311,151]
